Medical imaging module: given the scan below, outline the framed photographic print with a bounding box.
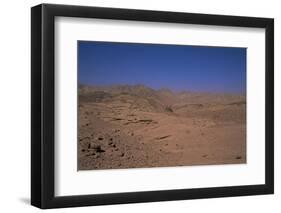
[31,3,274,209]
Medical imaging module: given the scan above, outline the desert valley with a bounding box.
[78,84,246,170]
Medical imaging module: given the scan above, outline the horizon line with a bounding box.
[79,82,246,96]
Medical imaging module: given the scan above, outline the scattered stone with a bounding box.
[91,145,105,153]
[155,135,171,140]
[112,118,123,121]
[96,147,105,153]
[98,137,103,140]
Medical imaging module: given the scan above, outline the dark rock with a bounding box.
[95,145,105,153]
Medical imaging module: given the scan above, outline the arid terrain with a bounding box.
[78,84,246,170]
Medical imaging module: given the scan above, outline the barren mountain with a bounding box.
[78,84,246,170]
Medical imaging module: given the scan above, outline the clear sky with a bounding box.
[78,41,246,94]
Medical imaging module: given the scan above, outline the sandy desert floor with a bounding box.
[78,85,246,170]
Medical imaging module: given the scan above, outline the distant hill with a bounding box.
[79,84,245,113]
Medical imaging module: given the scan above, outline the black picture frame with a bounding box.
[31,3,274,209]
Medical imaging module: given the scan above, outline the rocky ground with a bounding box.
[78,85,246,170]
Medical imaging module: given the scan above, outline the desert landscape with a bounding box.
[78,84,246,170]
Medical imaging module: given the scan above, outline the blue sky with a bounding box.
[78,41,246,94]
